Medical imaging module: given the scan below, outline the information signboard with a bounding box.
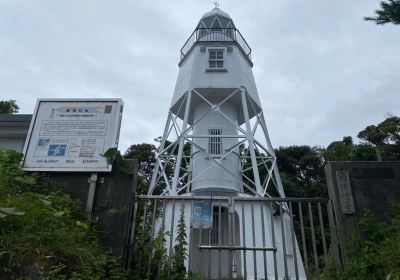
[22,99,123,172]
[192,200,213,229]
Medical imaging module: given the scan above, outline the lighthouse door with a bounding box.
[189,203,242,279]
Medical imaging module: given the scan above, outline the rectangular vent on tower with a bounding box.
[208,128,222,156]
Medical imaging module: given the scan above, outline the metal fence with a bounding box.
[128,195,341,280]
[180,28,252,62]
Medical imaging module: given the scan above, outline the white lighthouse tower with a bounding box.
[147,5,307,279]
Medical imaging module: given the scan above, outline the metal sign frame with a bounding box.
[21,98,123,172]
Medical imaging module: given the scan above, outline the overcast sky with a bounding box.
[1,0,399,152]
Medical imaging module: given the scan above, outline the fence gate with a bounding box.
[129,196,342,280]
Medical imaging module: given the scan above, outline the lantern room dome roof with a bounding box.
[197,7,236,29]
[201,7,231,19]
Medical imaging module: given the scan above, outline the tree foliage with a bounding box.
[123,139,192,195]
[275,145,327,198]
[124,143,157,194]
[124,143,156,182]
[357,116,400,160]
[171,204,188,280]
[365,0,400,25]
[324,136,377,161]
[358,116,400,145]
[339,206,400,279]
[130,200,189,280]
[0,99,19,114]
[324,116,400,162]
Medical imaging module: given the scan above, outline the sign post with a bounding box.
[86,173,98,220]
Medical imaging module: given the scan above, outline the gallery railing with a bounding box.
[180,28,252,62]
[126,195,342,279]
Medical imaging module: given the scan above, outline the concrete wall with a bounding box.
[325,161,400,266]
[45,159,138,262]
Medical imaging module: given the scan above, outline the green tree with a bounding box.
[324,136,354,161]
[124,143,156,182]
[365,0,400,25]
[357,116,400,160]
[124,143,157,194]
[0,99,19,114]
[358,116,400,145]
[324,136,377,161]
[276,145,327,198]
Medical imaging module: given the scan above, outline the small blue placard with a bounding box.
[38,138,50,147]
[192,200,213,229]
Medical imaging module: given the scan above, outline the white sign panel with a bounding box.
[22,99,123,172]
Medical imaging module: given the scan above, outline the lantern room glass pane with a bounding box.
[218,17,229,28]
[211,18,223,31]
[203,17,214,28]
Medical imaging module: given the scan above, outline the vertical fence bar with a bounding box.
[231,198,236,280]
[157,199,167,279]
[198,227,203,274]
[251,202,258,279]
[130,196,335,280]
[289,202,299,280]
[225,199,234,279]
[298,202,309,278]
[241,202,247,279]
[308,202,320,279]
[208,227,212,280]
[208,198,213,279]
[147,199,158,279]
[260,202,268,280]
[280,202,289,279]
[270,201,278,280]
[127,198,138,268]
[188,199,194,279]
[218,200,222,280]
[138,200,148,274]
[168,199,176,278]
[318,202,330,277]
[228,198,232,280]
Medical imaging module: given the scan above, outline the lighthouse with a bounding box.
[147,5,307,279]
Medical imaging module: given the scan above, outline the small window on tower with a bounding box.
[208,129,222,156]
[208,49,224,69]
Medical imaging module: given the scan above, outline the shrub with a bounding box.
[0,148,129,279]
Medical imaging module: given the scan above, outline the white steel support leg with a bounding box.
[241,88,263,196]
[259,112,286,198]
[148,112,173,195]
[171,91,192,195]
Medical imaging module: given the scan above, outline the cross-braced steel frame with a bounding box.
[148,87,286,198]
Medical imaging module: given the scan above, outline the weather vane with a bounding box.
[213,0,219,8]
